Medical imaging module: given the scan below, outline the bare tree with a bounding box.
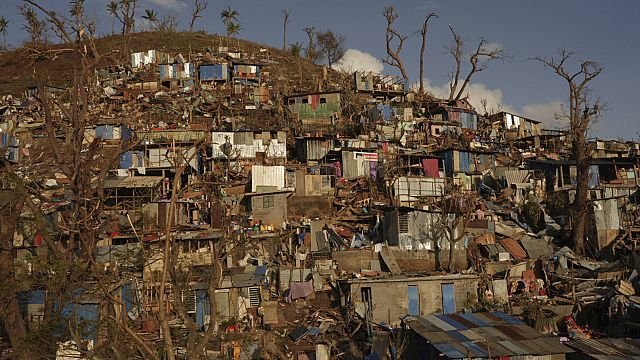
[383,6,409,80]
[534,50,603,255]
[282,9,291,51]
[316,30,345,68]
[436,184,475,272]
[189,0,208,32]
[0,193,27,348]
[156,14,178,32]
[418,12,438,94]
[446,25,509,101]
[9,1,156,357]
[303,26,319,63]
[119,0,137,34]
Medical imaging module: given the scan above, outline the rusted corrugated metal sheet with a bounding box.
[251,165,285,192]
[405,312,572,359]
[499,238,527,260]
[565,338,640,358]
[519,236,554,259]
[594,198,621,249]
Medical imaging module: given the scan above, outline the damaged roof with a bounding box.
[565,338,640,359]
[405,311,573,359]
[104,176,164,189]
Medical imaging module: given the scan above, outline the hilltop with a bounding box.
[0,31,343,96]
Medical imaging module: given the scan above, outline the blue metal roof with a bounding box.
[437,314,469,331]
[491,311,525,324]
[458,312,490,327]
[405,312,572,359]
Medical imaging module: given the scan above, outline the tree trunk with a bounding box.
[0,198,27,347]
[448,241,454,272]
[419,32,426,94]
[282,22,286,51]
[434,242,441,270]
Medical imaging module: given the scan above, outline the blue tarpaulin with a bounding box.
[120,151,133,169]
[195,290,210,329]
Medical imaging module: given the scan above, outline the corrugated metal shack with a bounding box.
[353,71,408,94]
[210,131,287,161]
[342,150,378,179]
[251,165,285,192]
[490,111,542,139]
[198,63,228,82]
[391,176,447,207]
[404,311,573,359]
[286,91,341,132]
[295,137,332,162]
[103,176,164,210]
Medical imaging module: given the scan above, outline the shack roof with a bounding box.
[284,90,341,98]
[564,338,640,359]
[405,311,573,359]
[342,273,478,284]
[104,176,164,189]
[243,190,293,197]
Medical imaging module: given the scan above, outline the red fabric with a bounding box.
[310,95,320,110]
[34,233,43,246]
[422,158,440,177]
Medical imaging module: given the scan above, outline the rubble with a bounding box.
[2,31,640,360]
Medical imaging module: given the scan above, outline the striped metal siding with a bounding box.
[251,165,285,192]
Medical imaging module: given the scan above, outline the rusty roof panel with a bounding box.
[405,312,572,359]
[499,238,528,260]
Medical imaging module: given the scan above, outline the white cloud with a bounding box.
[332,49,384,74]
[142,0,188,11]
[422,78,569,130]
[522,100,567,129]
[422,79,515,114]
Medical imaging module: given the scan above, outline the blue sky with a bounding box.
[2,0,640,140]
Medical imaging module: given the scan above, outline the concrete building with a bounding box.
[339,274,479,327]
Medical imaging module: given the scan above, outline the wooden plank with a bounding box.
[380,247,402,275]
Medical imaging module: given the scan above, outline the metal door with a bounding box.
[441,283,455,314]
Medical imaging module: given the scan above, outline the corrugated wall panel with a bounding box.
[251,165,285,192]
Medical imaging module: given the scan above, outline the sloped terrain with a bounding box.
[0,31,344,95]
